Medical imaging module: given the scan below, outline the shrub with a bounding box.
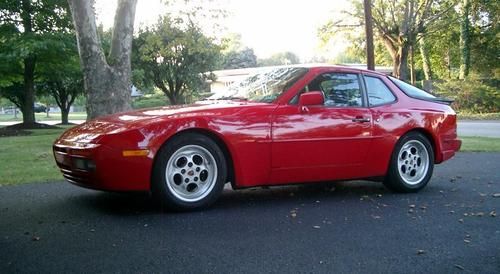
[433,79,499,113]
[132,94,169,109]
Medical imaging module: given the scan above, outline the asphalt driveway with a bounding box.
[1,152,499,273]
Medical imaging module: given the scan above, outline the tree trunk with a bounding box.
[61,108,70,125]
[409,45,416,84]
[20,0,36,126]
[459,0,471,79]
[363,0,375,71]
[392,44,410,80]
[22,56,36,125]
[381,35,409,80]
[418,35,433,80]
[68,0,137,120]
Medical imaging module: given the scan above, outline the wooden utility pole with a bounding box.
[363,0,375,71]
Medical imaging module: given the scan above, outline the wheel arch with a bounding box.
[400,128,438,163]
[151,128,236,189]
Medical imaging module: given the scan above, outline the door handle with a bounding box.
[352,117,371,123]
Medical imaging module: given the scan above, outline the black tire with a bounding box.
[384,132,434,193]
[152,133,227,211]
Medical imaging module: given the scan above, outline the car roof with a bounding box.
[259,63,389,77]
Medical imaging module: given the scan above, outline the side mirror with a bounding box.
[298,91,324,106]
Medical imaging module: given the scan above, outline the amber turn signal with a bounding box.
[122,149,149,157]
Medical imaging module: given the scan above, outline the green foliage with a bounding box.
[134,16,221,105]
[434,79,499,113]
[132,94,169,109]
[0,0,73,124]
[457,112,500,120]
[258,52,300,66]
[219,33,257,69]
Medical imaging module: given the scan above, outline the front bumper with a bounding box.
[53,142,153,192]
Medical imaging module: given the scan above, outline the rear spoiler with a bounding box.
[429,97,454,105]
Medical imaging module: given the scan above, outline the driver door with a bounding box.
[270,72,373,184]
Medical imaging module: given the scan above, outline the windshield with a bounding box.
[208,67,309,103]
[389,76,436,99]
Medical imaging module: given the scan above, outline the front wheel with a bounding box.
[152,133,227,211]
[384,132,434,193]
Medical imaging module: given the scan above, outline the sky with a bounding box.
[94,0,352,61]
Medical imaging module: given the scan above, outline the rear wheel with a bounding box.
[152,133,227,211]
[384,132,434,192]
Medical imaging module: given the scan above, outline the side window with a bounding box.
[290,73,363,106]
[364,76,396,106]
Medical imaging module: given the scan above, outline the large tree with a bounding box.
[0,0,72,127]
[319,0,453,80]
[368,0,455,80]
[37,33,83,124]
[134,16,221,105]
[67,0,137,119]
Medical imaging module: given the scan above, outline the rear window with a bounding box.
[389,76,436,100]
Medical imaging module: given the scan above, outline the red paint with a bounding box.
[53,66,461,192]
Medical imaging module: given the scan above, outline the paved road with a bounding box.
[458,121,500,137]
[1,152,499,273]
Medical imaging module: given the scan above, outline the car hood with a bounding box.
[57,101,269,144]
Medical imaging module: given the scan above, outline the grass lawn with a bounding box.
[457,112,500,120]
[460,136,500,152]
[0,127,499,186]
[0,112,87,122]
[0,126,71,186]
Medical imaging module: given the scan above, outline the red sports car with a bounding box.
[53,65,461,210]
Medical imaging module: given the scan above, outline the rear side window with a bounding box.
[389,76,436,99]
[364,76,396,106]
